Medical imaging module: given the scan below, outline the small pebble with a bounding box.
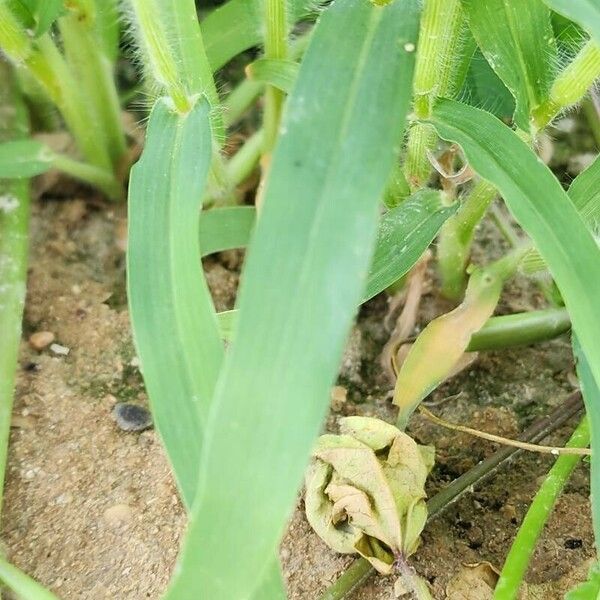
[113,403,153,432]
[29,331,55,351]
[50,343,70,356]
[103,503,133,527]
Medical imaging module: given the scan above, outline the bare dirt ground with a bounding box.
[2,133,594,598]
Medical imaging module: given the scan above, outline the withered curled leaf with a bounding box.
[304,416,434,574]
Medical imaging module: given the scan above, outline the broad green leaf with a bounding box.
[428,99,600,411]
[364,190,456,301]
[542,0,600,44]
[199,205,256,256]
[202,0,312,72]
[247,58,300,94]
[573,336,600,549]
[166,0,420,597]
[0,139,52,177]
[127,98,224,508]
[462,0,556,130]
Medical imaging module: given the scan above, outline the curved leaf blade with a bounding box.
[127,99,224,508]
[166,0,421,597]
[199,205,256,256]
[428,98,600,400]
[364,190,456,301]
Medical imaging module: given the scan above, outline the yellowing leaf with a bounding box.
[304,417,433,573]
[393,265,503,427]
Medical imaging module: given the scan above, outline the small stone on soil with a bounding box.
[113,403,153,432]
[50,343,70,356]
[103,503,133,527]
[29,331,55,351]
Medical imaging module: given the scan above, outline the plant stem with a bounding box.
[0,61,30,520]
[58,13,126,170]
[438,180,497,300]
[0,5,112,171]
[582,93,600,149]
[129,0,191,114]
[467,308,570,351]
[319,391,584,600]
[404,0,464,190]
[263,0,288,157]
[51,154,122,200]
[493,417,590,600]
[226,130,264,188]
[532,40,600,131]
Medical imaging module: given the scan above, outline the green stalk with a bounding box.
[165,0,223,137]
[225,130,264,188]
[51,154,122,200]
[58,13,127,169]
[403,0,464,189]
[263,0,289,154]
[467,308,571,351]
[129,0,191,114]
[532,40,600,131]
[0,62,29,519]
[0,556,59,600]
[0,5,111,170]
[438,180,497,300]
[494,417,590,600]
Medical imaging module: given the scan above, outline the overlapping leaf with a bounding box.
[166,0,420,597]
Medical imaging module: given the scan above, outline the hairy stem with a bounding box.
[532,40,600,131]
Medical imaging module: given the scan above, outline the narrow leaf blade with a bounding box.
[127,99,224,508]
[167,0,420,597]
[364,190,456,301]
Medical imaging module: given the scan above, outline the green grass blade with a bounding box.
[199,206,256,256]
[0,556,59,600]
[166,0,420,597]
[247,58,299,94]
[494,416,589,599]
[428,98,600,413]
[462,0,556,130]
[364,189,456,301]
[573,336,600,547]
[202,0,311,72]
[0,63,30,519]
[127,98,224,508]
[542,0,600,43]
